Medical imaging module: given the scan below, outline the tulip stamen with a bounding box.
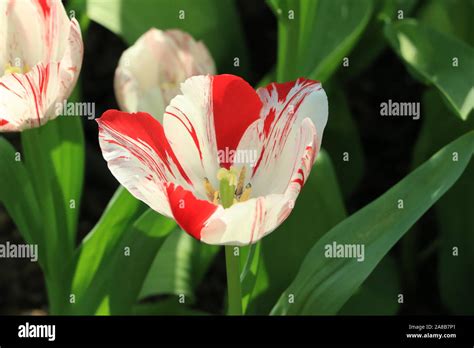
[204,177,216,201]
[204,166,252,208]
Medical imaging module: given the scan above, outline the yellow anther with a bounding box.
[204,177,216,201]
[239,183,252,202]
[4,63,30,75]
[213,191,220,205]
[235,166,246,197]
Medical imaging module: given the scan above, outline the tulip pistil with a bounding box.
[203,166,252,208]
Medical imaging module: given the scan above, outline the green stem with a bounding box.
[225,245,243,315]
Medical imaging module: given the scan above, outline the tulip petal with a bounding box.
[114,28,215,118]
[166,182,219,240]
[0,62,61,131]
[97,110,195,217]
[212,74,263,168]
[0,0,83,132]
[237,78,327,197]
[163,75,221,197]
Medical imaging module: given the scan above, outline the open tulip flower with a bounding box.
[114,28,215,118]
[98,74,328,245]
[0,0,83,132]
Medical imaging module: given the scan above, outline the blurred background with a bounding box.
[0,0,472,315]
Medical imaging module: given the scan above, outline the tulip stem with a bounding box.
[225,245,243,315]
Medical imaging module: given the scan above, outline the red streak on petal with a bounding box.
[252,78,318,176]
[211,74,262,169]
[37,0,51,17]
[166,108,203,160]
[0,81,22,98]
[97,110,192,186]
[166,183,218,240]
[263,80,296,102]
[0,119,9,126]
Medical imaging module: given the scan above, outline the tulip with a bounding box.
[97,74,328,246]
[114,28,216,119]
[0,0,83,132]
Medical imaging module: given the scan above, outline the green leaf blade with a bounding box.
[271,131,474,315]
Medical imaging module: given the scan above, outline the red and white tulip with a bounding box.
[0,0,83,132]
[98,74,328,245]
[114,28,215,119]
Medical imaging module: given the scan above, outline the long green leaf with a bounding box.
[139,229,219,302]
[271,131,474,315]
[419,0,473,46]
[102,210,176,314]
[413,89,474,314]
[65,186,146,314]
[0,138,44,268]
[339,255,400,315]
[385,19,474,120]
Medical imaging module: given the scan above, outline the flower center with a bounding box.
[4,62,30,75]
[204,166,252,208]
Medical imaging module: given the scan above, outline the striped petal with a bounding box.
[0,0,83,132]
[97,110,195,217]
[236,78,328,197]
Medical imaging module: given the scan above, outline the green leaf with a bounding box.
[0,138,44,267]
[46,116,85,250]
[65,186,146,314]
[339,254,400,315]
[419,0,473,46]
[324,82,365,196]
[413,89,474,314]
[19,115,85,306]
[384,19,474,120]
[139,229,219,301]
[240,242,262,314]
[346,0,418,78]
[86,0,248,72]
[69,208,175,315]
[271,131,474,315]
[271,0,373,81]
[248,150,347,314]
[101,210,176,314]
